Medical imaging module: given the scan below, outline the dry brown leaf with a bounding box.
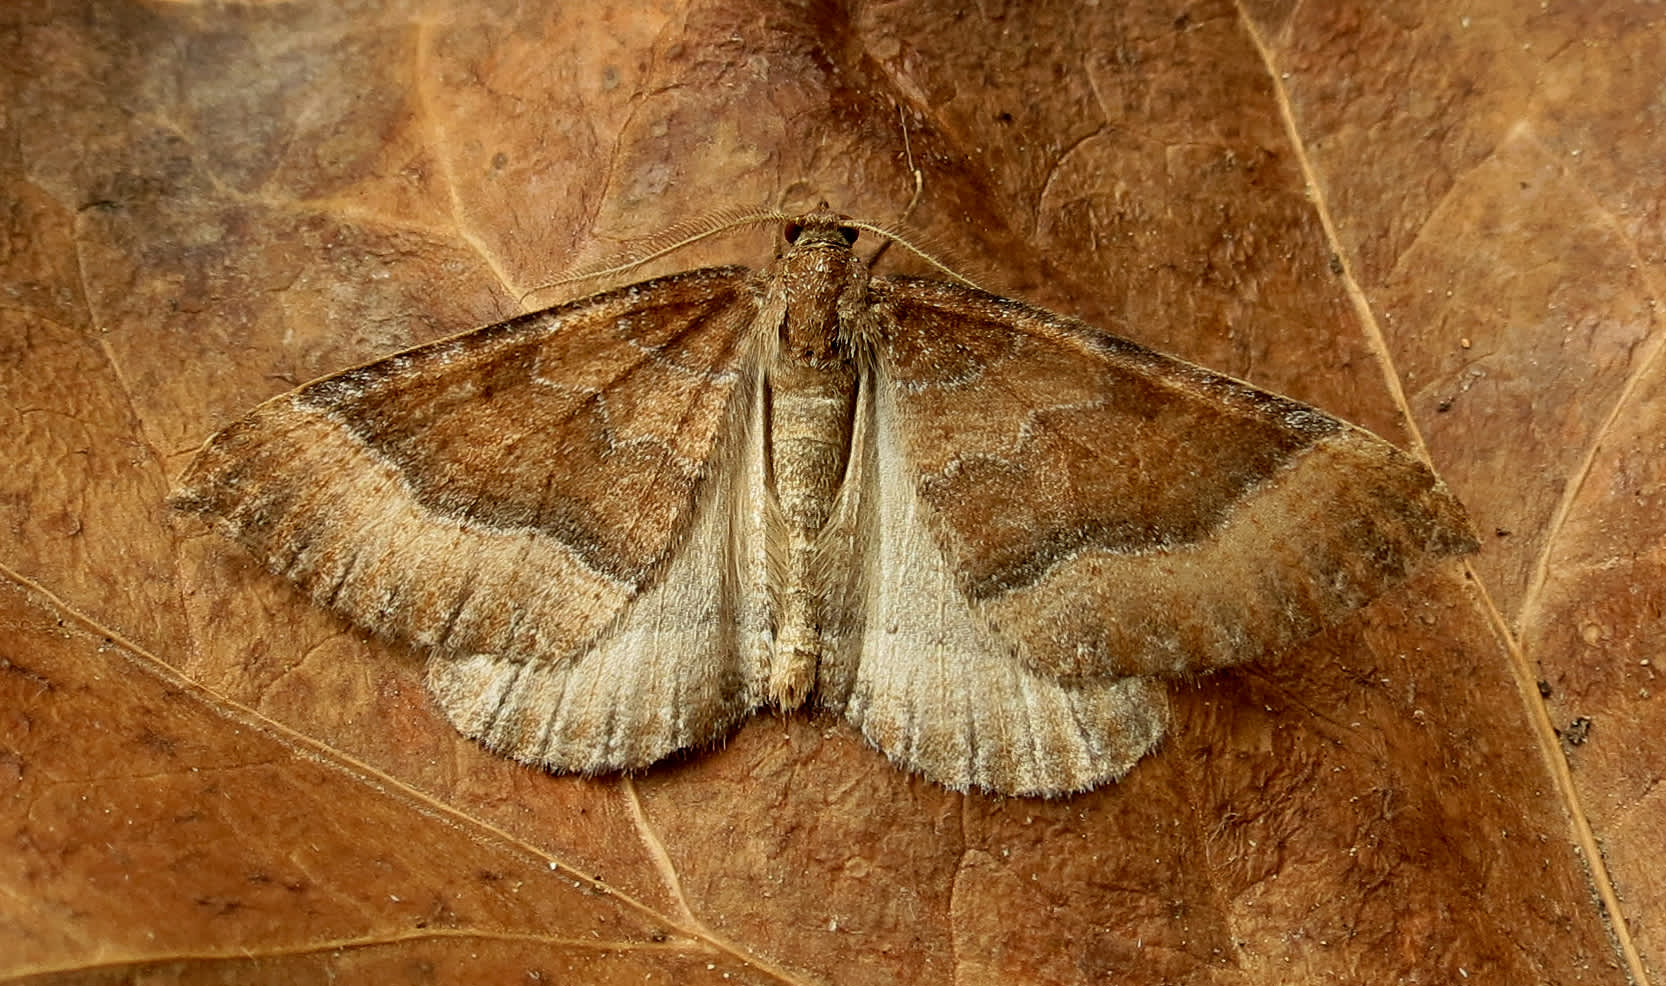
[2,1,1654,983]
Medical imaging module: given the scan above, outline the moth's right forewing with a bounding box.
[868,276,1477,680]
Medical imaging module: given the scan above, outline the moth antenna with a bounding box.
[846,217,990,293]
[519,200,993,305]
[521,207,794,306]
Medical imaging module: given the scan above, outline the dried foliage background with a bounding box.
[2,1,1659,983]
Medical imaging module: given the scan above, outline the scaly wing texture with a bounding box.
[428,365,779,771]
[868,276,1478,680]
[820,375,1169,797]
[171,267,761,675]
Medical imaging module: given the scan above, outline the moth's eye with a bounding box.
[838,225,859,246]
[784,223,804,244]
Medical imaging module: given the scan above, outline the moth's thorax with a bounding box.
[765,240,866,709]
[776,239,869,358]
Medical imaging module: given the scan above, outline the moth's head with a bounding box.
[784,203,860,251]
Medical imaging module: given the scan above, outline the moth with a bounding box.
[171,205,1476,797]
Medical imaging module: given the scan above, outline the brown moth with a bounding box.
[171,205,1477,797]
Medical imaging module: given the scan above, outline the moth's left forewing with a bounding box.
[867,276,1477,682]
[173,267,780,773]
[429,357,778,773]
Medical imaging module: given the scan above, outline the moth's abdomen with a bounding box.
[770,363,858,531]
